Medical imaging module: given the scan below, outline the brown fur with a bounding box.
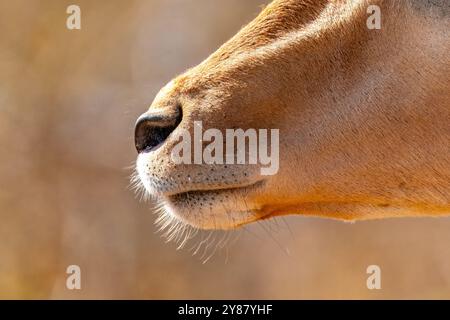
[136,0,450,229]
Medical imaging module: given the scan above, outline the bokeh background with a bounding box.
[1,0,450,299]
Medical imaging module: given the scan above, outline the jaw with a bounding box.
[260,201,450,223]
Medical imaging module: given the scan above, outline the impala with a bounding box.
[134,0,450,230]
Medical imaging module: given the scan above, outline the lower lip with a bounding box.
[165,180,265,200]
[164,180,265,201]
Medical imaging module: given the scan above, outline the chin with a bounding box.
[160,185,266,230]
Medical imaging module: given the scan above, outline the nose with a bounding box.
[134,106,182,153]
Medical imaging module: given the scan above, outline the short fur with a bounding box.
[136,0,450,229]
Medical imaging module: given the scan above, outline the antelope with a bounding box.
[133,0,450,230]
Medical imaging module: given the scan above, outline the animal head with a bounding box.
[134,0,450,230]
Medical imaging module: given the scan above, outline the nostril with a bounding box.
[134,105,182,153]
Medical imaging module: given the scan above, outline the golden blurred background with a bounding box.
[1,0,450,299]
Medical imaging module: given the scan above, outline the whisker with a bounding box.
[257,220,291,257]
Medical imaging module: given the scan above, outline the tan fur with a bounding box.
[136,0,450,229]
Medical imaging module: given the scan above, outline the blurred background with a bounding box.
[1,0,450,299]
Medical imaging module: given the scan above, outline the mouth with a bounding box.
[166,180,265,201]
[135,154,268,229]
